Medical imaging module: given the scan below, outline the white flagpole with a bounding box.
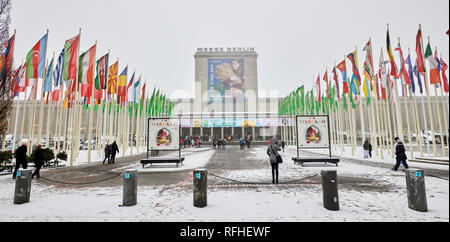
[87,42,97,164]
[409,47,424,157]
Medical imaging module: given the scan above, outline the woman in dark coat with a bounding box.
[267,138,282,184]
[393,137,409,171]
[32,144,44,179]
[13,142,28,179]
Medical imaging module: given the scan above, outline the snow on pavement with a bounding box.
[0,145,448,222]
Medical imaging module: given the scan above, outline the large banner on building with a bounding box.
[296,115,330,149]
[208,58,245,103]
[148,118,180,151]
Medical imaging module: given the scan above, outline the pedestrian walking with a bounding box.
[222,139,226,150]
[239,138,244,150]
[281,140,286,153]
[363,140,370,158]
[267,138,282,184]
[103,143,110,164]
[31,144,44,179]
[110,141,119,164]
[392,137,409,171]
[12,142,28,179]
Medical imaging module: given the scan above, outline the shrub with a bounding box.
[0,150,13,166]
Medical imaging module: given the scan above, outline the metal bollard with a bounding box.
[193,169,207,207]
[123,169,137,206]
[321,170,339,211]
[14,169,33,204]
[405,169,428,212]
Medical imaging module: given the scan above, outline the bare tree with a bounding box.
[0,0,12,145]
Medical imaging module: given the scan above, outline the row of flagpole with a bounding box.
[2,28,175,166]
[279,24,449,159]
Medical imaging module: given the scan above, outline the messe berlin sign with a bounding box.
[296,115,330,149]
[148,118,180,151]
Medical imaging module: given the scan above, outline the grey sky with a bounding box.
[10,0,449,98]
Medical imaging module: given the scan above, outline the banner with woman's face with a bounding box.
[208,58,245,104]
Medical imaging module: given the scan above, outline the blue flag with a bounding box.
[413,65,423,94]
[350,75,359,95]
[43,57,54,93]
[53,49,64,88]
[405,54,415,94]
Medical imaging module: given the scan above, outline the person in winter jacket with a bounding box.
[392,137,409,171]
[280,140,286,153]
[363,140,370,158]
[103,143,110,164]
[13,142,28,179]
[110,141,119,164]
[32,144,44,179]
[267,138,282,184]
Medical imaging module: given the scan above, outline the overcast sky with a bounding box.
[10,0,449,98]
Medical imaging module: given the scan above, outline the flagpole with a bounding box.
[87,42,97,164]
[408,47,424,157]
[70,28,81,166]
[436,50,449,157]
[130,74,136,156]
[135,77,142,153]
[427,39,446,157]
[12,59,23,152]
[398,38,414,160]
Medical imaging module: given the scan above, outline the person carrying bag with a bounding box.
[267,138,282,184]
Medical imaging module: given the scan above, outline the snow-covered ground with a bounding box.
[0,145,448,222]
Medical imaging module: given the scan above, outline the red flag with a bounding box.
[337,60,348,94]
[323,70,329,98]
[316,75,321,101]
[441,58,449,92]
[416,29,425,73]
[332,67,340,101]
[394,44,411,85]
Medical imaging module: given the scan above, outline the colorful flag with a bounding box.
[347,51,361,89]
[337,59,348,94]
[413,63,423,94]
[95,53,109,90]
[15,63,27,93]
[441,58,449,93]
[315,75,321,101]
[127,72,135,102]
[332,67,339,101]
[386,29,398,78]
[405,54,415,93]
[134,76,141,103]
[394,43,411,85]
[323,71,329,98]
[117,66,128,100]
[1,34,15,80]
[107,61,118,94]
[26,34,47,79]
[424,42,441,85]
[51,49,64,102]
[63,34,80,82]
[78,45,96,98]
[416,28,426,73]
[43,57,54,93]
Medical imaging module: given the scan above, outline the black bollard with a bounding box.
[123,169,137,206]
[14,169,33,204]
[193,169,207,207]
[405,169,428,212]
[321,170,339,211]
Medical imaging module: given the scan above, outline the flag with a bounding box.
[337,59,348,94]
[332,67,340,101]
[413,63,423,94]
[43,57,54,93]
[424,42,441,85]
[26,34,47,79]
[350,74,359,96]
[315,75,321,101]
[347,51,361,89]
[127,72,135,102]
[117,66,128,100]
[405,54,415,93]
[1,34,15,80]
[95,53,109,90]
[51,49,64,102]
[79,45,96,98]
[107,61,118,94]
[386,29,398,78]
[416,28,426,73]
[441,58,449,92]
[11,67,20,98]
[63,34,80,82]
[323,71,329,98]
[15,63,27,94]
[134,76,141,103]
[394,43,411,85]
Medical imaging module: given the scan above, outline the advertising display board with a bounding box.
[147,118,180,151]
[296,115,330,149]
[208,58,245,103]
